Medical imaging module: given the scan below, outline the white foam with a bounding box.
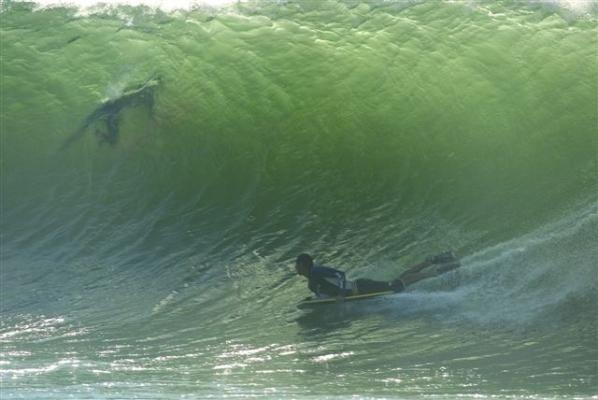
[14,0,597,14]
[28,0,244,12]
[549,0,595,13]
[454,202,596,326]
[379,200,598,328]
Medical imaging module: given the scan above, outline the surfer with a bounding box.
[60,75,161,149]
[295,252,460,299]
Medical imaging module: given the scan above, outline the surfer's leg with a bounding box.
[389,252,460,291]
[397,251,458,279]
[354,279,393,295]
[398,269,439,287]
[105,113,120,146]
[386,259,436,292]
[436,261,461,274]
[398,260,461,287]
[399,260,433,276]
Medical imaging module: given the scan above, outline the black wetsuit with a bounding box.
[308,265,401,298]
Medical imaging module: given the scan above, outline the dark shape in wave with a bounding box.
[60,76,161,149]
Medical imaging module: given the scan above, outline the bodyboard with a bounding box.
[297,290,395,309]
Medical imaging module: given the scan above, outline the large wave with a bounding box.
[1,0,597,326]
[1,2,597,398]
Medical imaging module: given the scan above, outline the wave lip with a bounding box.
[11,0,598,14]
[16,0,245,12]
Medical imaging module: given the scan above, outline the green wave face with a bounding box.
[1,1,597,398]
[3,0,597,240]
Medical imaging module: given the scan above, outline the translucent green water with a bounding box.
[1,1,597,398]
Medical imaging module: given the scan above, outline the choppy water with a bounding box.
[1,0,597,398]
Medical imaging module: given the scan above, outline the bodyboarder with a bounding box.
[295,252,460,299]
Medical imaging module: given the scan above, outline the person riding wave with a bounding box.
[295,252,460,299]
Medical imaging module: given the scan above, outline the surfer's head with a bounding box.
[295,253,313,277]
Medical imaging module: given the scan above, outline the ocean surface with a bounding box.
[1,0,597,398]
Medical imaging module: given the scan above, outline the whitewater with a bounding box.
[1,0,597,398]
